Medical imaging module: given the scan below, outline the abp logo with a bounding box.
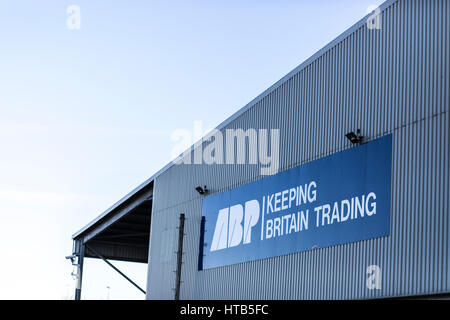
[210,200,260,251]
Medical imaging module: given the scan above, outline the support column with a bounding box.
[74,240,85,300]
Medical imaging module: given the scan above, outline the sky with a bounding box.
[0,0,384,299]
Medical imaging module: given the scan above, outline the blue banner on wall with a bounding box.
[200,135,392,270]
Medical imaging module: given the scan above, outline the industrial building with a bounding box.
[70,0,449,300]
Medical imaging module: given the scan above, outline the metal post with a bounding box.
[74,241,84,300]
[174,213,185,300]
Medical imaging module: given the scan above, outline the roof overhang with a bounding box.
[72,181,153,263]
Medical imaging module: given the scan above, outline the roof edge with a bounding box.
[72,180,153,239]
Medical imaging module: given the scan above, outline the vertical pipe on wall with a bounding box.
[198,216,205,271]
[175,213,186,300]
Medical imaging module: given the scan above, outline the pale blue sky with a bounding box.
[0,0,384,299]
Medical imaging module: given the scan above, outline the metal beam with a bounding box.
[88,240,149,248]
[86,245,146,295]
[123,214,151,224]
[110,221,150,231]
[95,232,149,240]
[105,226,149,235]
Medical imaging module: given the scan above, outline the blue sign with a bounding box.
[200,135,392,270]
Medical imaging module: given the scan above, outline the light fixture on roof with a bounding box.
[345,129,363,145]
[66,254,79,266]
[195,185,208,195]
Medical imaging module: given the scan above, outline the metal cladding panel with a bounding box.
[146,0,449,299]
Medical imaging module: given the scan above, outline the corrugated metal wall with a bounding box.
[146,0,449,299]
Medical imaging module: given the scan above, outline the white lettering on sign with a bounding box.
[210,200,260,251]
[209,181,379,251]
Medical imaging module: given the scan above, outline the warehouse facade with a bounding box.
[71,0,449,300]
